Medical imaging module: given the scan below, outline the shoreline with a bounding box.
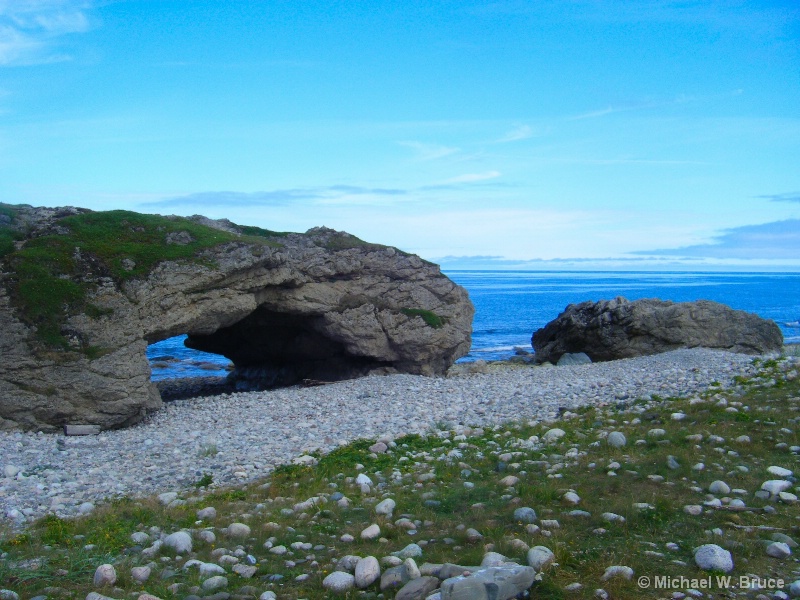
[0,348,770,526]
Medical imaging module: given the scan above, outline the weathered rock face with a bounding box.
[532,297,782,364]
[0,205,473,431]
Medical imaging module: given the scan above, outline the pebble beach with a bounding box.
[0,348,761,526]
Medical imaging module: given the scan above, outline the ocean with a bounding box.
[147,271,800,380]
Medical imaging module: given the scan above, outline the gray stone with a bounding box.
[771,533,798,548]
[164,531,192,553]
[438,564,479,580]
[381,565,411,591]
[440,565,536,600]
[375,498,396,516]
[394,543,424,559]
[131,566,151,583]
[607,431,626,448]
[513,507,537,523]
[232,564,257,578]
[694,544,733,573]
[93,563,116,587]
[766,542,792,559]
[361,523,381,540]
[395,576,440,600]
[158,492,178,505]
[323,571,356,593]
[201,576,228,591]
[480,552,508,568]
[762,480,792,495]
[557,352,592,366]
[197,506,217,520]
[533,297,782,363]
[337,555,362,572]
[355,556,381,588]
[768,466,793,478]
[708,481,730,495]
[527,546,555,572]
[131,531,150,545]
[226,522,251,538]
[199,562,226,576]
[542,428,566,443]
[404,557,421,579]
[601,566,634,580]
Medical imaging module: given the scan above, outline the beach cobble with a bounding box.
[0,349,758,525]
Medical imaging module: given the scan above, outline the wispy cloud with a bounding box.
[495,124,534,143]
[0,0,94,66]
[398,141,460,161]
[759,192,800,203]
[441,171,501,184]
[141,186,408,209]
[631,219,800,260]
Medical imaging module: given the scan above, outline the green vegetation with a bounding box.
[320,231,381,251]
[0,208,287,353]
[2,357,798,598]
[402,307,446,328]
[237,224,291,238]
[0,204,22,258]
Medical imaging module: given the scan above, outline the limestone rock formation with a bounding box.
[532,297,782,364]
[0,205,473,431]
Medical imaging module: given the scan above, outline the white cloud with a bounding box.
[398,140,460,161]
[441,171,501,184]
[0,0,92,65]
[495,124,534,143]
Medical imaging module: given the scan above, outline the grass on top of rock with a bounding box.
[401,308,446,329]
[2,209,285,352]
[1,356,799,599]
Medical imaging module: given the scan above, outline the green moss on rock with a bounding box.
[402,308,446,329]
[2,208,286,352]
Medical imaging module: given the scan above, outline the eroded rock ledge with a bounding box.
[0,205,473,431]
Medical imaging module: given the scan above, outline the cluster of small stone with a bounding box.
[0,349,756,524]
[1,352,799,600]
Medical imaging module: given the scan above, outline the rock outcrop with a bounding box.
[532,297,782,364]
[0,205,473,431]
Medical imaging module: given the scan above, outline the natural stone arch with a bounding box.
[0,206,474,431]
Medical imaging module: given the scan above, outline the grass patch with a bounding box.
[402,308,446,329]
[1,208,287,352]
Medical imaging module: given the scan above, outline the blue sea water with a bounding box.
[147,271,800,380]
[446,271,800,362]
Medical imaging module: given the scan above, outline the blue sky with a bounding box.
[1,0,799,270]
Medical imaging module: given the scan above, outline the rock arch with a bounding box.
[0,208,473,431]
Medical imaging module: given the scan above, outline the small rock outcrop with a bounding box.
[532,297,782,364]
[0,205,473,431]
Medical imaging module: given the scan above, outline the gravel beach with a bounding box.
[0,348,761,525]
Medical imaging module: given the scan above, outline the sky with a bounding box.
[1,0,799,270]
